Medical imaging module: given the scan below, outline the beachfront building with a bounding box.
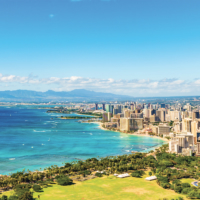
[158,125,171,136]
[102,112,112,122]
[120,118,143,132]
[169,132,194,155]
[104,122,118,129]
[152,126,159,135]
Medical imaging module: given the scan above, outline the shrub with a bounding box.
[18,192,33,200]
[158,160,173,167]
[172,179,181,186]
[157,176,169,184]
[14,188,30,197]
[187,190,196,198]
[149,172,152,176]
[8,196,18,200]
[181,187,192,194]
[56,176,73,186]
[181,183,190,188]
[80,170,91,177]
[131,170,145,178]
[196,191,200,198]
[95,172,103,177]
[170,184,174,190]
[33,184,42,192]
[160,182,171,189]
[174,186,182,194]
[1,196,7,200]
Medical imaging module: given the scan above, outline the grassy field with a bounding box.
[1,173,191,200]
[181,178,195,186]
[32,176,188,200]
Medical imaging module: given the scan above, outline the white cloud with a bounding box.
[0,73,200,96]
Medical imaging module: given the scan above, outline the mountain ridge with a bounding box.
[0,89,132,102]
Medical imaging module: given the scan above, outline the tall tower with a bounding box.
[102,103,105,111]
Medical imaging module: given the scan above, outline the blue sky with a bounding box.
[0,0,200,96]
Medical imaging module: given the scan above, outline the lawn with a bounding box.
[32,175,188,200]
[1,173,190,200]
[181,178,195,186]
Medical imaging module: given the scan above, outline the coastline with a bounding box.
[91,121,169,143]
[0,107,167,175]
[98,122,169,143]
[76,113,100,118]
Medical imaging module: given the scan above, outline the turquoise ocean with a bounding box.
[0,106,165,175]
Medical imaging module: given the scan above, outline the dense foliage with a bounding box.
[1,144,200,199]
[55,175,73,186]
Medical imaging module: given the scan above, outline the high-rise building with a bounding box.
[191,120,200,144]
[143,109,151,118]
[158,125,171,136]
[105,104,110,113]
[152,104,157,109]
[102,112,112,122]
[110,105,114,114]
[105,104,114,113]
[131,113,143,118]
[130,104,135,111]
[108,112,112,122]
[117,105,122,113]
[161,103,166,108]
[124,110,131,118]
[186,103,192,112]
[151,109,156,115]
[182,118,192,132]
[169,133,194,154]
[102,113,108,122]
[173,122,182,133]
[169,110,181,121]
[156,110,166,122]
[150,115,156,122]
[113,108,118,115]
[113,105,122,114]
[95,103,98,110]
[102,103,105,111]
[120,118,143,131]
[192,110,200,120]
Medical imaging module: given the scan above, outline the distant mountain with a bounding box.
[0,89,133,102]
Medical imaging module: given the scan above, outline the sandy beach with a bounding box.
[92,121,169,143]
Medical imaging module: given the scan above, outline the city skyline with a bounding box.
[0,0,200,96]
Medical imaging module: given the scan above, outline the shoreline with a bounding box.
[98,122,169,143]
[76,113,100,118]
[0,120,166,176]
[92,121,169,143]
[0,112,166,176]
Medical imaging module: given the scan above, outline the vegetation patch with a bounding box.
[0,144,199,200]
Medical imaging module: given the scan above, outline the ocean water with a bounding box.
[0,106,165,175]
